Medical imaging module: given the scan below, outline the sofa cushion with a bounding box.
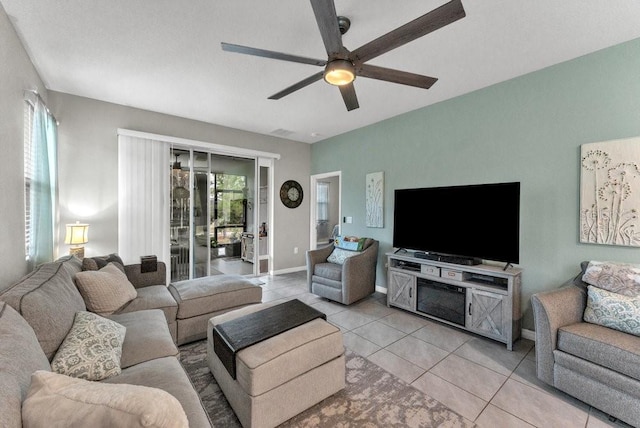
[115,285,178,324]
[169,275,262,319]
[0,261,86,360]
[51,311,126,381]
[0,302,51,428]
[108,309,178,369]
[557,322,640,381]
[102,356,212,428]
[554,351,640,399]
[313,262,342,282]
[75,263,138,315]
[582,261,640,297]
[584,286,640,336]
[22,370,188,428]
[57,254,84,278]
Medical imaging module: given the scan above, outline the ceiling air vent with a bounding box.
[271,128,295,137]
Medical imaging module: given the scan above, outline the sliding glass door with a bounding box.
[170,148,261,281]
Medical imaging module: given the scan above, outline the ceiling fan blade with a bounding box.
[310,0,344,57]
[268,71,325,100]
[339,83,359,111]
[352,0,466,64]
[358,64,438,89]
[221,42,326,67]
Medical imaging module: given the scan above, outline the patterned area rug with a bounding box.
[179,340,474,427]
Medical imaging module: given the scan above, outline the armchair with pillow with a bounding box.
[531,260,640,427]
[306,236,379,305]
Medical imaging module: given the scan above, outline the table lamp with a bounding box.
[65,221,89,258]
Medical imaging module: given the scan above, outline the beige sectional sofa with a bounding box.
[0,255,215,427]
[531,262,640,427]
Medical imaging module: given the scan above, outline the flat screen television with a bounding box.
[392,182,520,264]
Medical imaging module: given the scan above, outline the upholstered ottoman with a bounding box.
[207,300,345,428]
[169,274,262,345]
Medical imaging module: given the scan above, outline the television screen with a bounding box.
[392,182,520,264]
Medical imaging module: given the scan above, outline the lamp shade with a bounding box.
[64,222,89,245]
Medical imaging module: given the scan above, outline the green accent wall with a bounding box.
[311,37,640,329]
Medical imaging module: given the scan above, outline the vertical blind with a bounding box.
[117,134,170,268]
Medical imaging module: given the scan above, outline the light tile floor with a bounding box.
[256,271,633,428]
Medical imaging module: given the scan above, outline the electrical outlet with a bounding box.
[294,247,299,254]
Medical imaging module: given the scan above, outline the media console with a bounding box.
[386,252,522,350]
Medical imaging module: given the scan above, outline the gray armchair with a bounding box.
[306,238,379,305]
[531,263,640,427]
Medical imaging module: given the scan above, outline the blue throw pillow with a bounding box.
[334,236,366,252]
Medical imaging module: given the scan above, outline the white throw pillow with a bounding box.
[74,262,138,315]
[582,261,640,297]
[50,311,126,381]
[22,370,189,428]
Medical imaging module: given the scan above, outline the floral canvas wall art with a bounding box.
[366,172,384,228]
[580,137,640,246]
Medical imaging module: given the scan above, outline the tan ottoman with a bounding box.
[207,301,345,428]
[169,274,262,345]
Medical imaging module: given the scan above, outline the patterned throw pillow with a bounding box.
[327,248,359,265]
[582,261,640,297]
[51,311,126,381]
[583,286,640,337]
[74,263,138,315]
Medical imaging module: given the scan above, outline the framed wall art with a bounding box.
[366,172,384,228]
[580,136,640,246]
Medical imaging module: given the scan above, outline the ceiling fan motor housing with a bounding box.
[337,16,350,35]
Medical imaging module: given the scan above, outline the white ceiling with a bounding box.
[4,0,640,143]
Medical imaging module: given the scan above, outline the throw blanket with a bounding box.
[212,299,326,379]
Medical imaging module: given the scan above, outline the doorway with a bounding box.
[310,171,341,250]
[170,148,273,280]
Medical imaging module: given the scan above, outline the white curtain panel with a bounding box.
[117,134,170,267]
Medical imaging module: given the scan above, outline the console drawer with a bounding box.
[420,265,440,277]
[441,269,470,281]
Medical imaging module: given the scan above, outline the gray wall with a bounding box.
[311,37,640,329]
[48,92,311,273]
[0,4,48,286]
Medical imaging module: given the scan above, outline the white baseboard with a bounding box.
[271,266,307,276]
[522,328,535,341]
[375,285,387,294]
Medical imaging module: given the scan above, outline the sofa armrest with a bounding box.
[342,241,379,303]
[531,282,586,385]
[305,244,335,290]
[124,262,167,288]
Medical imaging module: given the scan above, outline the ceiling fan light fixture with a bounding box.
[324,60,355,86]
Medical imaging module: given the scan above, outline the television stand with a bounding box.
[386,251,522,350]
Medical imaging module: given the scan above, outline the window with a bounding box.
[317,182,329,222]
[24,95,58,267]
[212,173,247,245]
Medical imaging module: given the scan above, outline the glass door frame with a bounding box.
[170,143,277,278]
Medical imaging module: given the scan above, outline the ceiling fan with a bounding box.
[221,0,466,111]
